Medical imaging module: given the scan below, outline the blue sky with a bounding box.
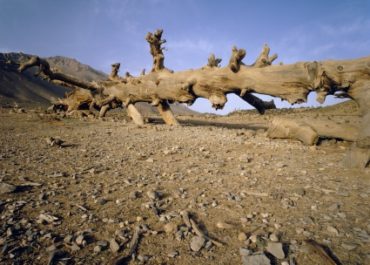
[1,0,370,114]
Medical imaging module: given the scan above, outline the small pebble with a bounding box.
[238,232,248,242]
[168,251,179,258]
[269,233,279,242]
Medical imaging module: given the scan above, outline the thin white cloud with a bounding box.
[310,43,335,56]
[320,17,370,36]
[271,16,370,63]
[167,39,214,53]
[91,0,139,34]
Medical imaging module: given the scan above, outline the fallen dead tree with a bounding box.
[18,29,369,167]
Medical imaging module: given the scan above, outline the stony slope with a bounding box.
[0,108,368,265]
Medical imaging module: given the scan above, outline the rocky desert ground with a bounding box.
[0,102,369,265]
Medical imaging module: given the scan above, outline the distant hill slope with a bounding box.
[46,56,107,82]
[0,53,68,106]
[0,52,198,115]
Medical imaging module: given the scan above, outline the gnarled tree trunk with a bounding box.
[18,29,370,167]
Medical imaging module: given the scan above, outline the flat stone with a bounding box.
[249,234,258,243]
[216,221,234,229]
[341,243,357,251]
[327,225,339,236]
[242,253,271,265]
[75,235,85,246]
[190,236,205,252]
[168,251,179,258]
[0,183,17,194]
[147,190,158,200]
[94,245,102,253]
[163,223,177,234]
[239,247,251,256]
[129,191,140,200]
[266,242,285,259]
[109,238,120,253]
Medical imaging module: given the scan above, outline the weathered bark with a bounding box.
[126,103,144,125]
[146,29,169,72]
[252,44,278,68]
[343,80,370,167]
[268,118,319,145]
[18,52,370,123]
[156,101,179,126]
[228,46,246,73]
[109,63,121,81]
[241,94,276,114]
[18,58,144,122]
[145,29,180,125]
[18,56,99,91]
[207,53,222,68]
[268,117,359,145]
[206,51,276,113]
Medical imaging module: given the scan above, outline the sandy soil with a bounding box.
[0,106,369,265]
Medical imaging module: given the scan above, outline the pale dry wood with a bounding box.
[268,118,319,145]
[301,117,359,141]
[126,103,145,125]
[17,29,370,166]
[252,44,278,68]
[268,117,359,145]
[207,53,222,68]
[109,63,123,81]
[156,101,180,126]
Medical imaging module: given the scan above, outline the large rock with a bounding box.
[0,183,17,194]
[241,253,271,265]
[266,242,285,259]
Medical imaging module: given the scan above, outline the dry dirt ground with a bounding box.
[0,105,369,265]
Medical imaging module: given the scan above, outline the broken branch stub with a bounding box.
[228,46,246,73]
[207,53,222,68]
[18,56,99,91]
[253,44,278,68]
[146,29,167,72]
[109,63,121,81]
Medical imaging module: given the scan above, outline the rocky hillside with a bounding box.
[46,56,107,82]
[0,53,68,106]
